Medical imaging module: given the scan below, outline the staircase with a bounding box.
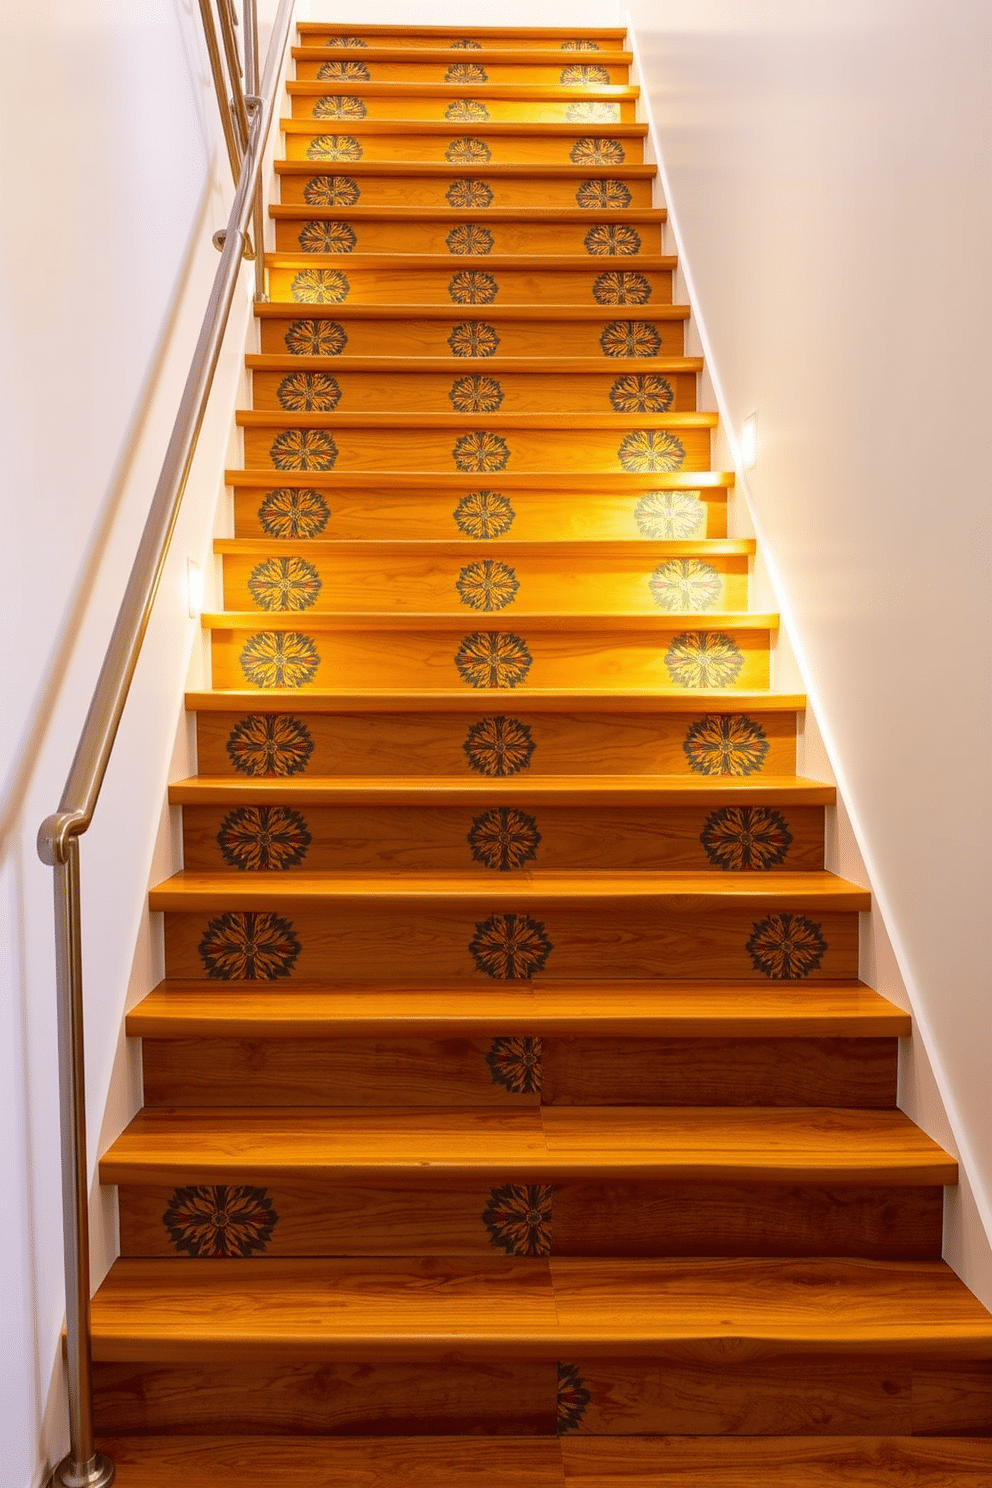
[89,21,992,1485]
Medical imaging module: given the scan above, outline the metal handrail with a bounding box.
[37,2,295,1483]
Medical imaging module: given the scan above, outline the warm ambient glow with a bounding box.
[740,412,758,469]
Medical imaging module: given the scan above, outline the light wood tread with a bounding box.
[286,82,640,99]
[246,355,705,373]
[269,206,668,223]
[560,1438,992,1485]
[186,688,804,713]
[126,979,911,1040]
[275,159,656,179]
[298,24,629,37]
[100,1107,954,1187]
[214,538,753,557]
[235,410,714,429]
[226,470,734,491]
[168,773,831,807]
[278,119,649,136]
[254,302,689,322]
[201,610,778,633]
[294,47,635,64]
[88,1255,992,1362]
[266,252,676,271]
[148,869,870,912]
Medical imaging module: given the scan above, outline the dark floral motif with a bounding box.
[298,220,357,254]
[163,1185,278,1257]
[452,430,510,471]
[277,372,342,412]
[600,320,662,357]
[454,490,515,538]
[455,631,533,688]
[303,174,361,206]
[682,714,770,777]
[610,373,673,412]
[561,39,600,50]
[217,805,313,871]
[463,715,535,776]
[247,556,323,612]
[618,430,686,473]
[446,178,495,208]
[270,429,338,471]
[306,135,363,161]
[483,1184,554,1256]
[576,178,632,209]
[634,491,704,539]
[557,1363,592,1433]
[323,35,367,46]
[447,224,495,255]
[485,1034,544,1086]
[446,99,491,121]
[317,59,371,80]
[560,64,612,84]
[566,101,620,122]
[593,270,651,305]
[457,559,519,611]
[239,631,321,688]
[291,268,350,304]
[225,714,315,777]
[449,375,505,413]
[445,62,488,82]
[701,805,793,871]
[259,489,331,539]
[746,913,828,980]
[285,319,347,356]
[449,270,498,304]
[570,136,623,164]
[448,321,501,357]
[664,632,744,689]
[649,558,721,612]
[585,223,642,255]
[313,96,368,120]
[446,136,492,162]
[468,806,541,871]
[198,910,302,979]
[450,38,482,48]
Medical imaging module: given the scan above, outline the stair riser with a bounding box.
[117,1180,934,1260]
[268,265,669,307]
[163,905,858,982]
[194,708,794,779]
[295,62,630,84]
[279,166,650,207]
[92,1356,992,1436]
[274,220,665,257]
[290,99,639,124]
[250,369,693,414]
[258,312,685,358]
[280,131,645,164]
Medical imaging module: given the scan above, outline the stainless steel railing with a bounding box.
[37,2,295,1483]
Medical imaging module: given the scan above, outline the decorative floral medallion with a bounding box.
[456,558,519,611]
[584,223,642,255]
[594,271,652,305]
[163,1184,278,1257]
[648,558,721,612]
[468,806,541,870]
[454,489,515,537]
[570,135,624,164]
[566,101,621,122]
[448,321,501,357]
[225,714,315,777]
[700,805,793,871]
[600,320,662,357]
[446,223,495,255]
[445,178,495,208]
[482,1184,554,1256]
[259,489,331,539]
[285,319,347,356]
[298,220,357,254]
[576,178,632,209]
[634,490,705,539]
[746,912,828,979]
[445,62,488,82]
[239,631,321,688]
[313,96,367,120]
[462,715,535,776]
[485,1034,544,1086]
[449,270,499,304]
[277,372,342,412]
[323,36,366,46]
[270,429,338,471]
[317,59,371,81]
[560,63,612,84]
[455,631,533,688]
[247,556,323,611]
[449,375,505,413]
[446,99,491,121]
[291,268,350,304]
[618,430,687,473]
[198,910,301,979]
[217,805,313,871]
[664,631,744,688]
[450,38,482,48]
[682,714,770,776]
[445,136,492,162]
[452,430,510,471]
[557,1363,592,1433]
[610,373,673,412]
[306,135,363,161]
[303,175,361,206]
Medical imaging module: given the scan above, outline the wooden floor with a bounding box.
[91,18,992,1482]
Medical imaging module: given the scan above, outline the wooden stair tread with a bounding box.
[254,302,688,321]
[298,24,630,37]
[88,1255,992,1361]
[285,82,640,99]
[237,404,705,425]
[214,538,749,556]
[227,469,731,491]
[275,160,657,178]
[246,355,705,373]
[186,688,804,712]
[269,207,668,223]
[200,610,777,632]
[126,979,911,1039]
[266,252,676,271]
[295,46,634,63]
[277,120,649,136]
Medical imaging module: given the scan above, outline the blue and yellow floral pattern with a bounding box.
[446,99,491,121]
[317,59,370,80]
[239,631,321,688]
[456,559,519,610]
[313,96,367,120]
[305,136,363,161]
[291,268,350,304]
[618,430,686,472]
[454,490,515,537]
[247,556,323,611]
[560,64,611,84]
[445,62,488,83]
[258,489,331,539]
[664,632,744,688]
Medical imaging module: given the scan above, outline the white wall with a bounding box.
[624,0,992,1298]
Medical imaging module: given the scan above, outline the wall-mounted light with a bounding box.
[186,559,204,619]
[740,412,758,470]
